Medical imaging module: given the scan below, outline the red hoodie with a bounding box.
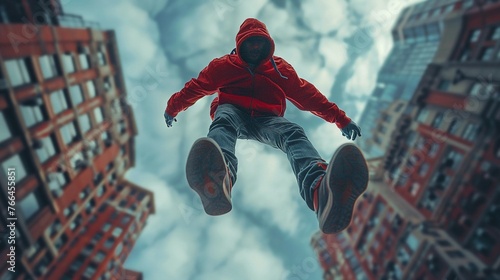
[166,18,351,128]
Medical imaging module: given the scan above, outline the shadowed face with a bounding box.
[240,36,269,65]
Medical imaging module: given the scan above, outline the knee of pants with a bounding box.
[283,123,306,138]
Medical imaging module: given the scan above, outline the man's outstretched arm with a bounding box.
[165,59,222,126]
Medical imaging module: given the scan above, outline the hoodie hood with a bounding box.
[236,18,275,65]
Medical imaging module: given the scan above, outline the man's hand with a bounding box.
[164,112,177,127]
[341,120,361,140]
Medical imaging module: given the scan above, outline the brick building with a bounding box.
[312,0,500,279]
[0,1,154,279]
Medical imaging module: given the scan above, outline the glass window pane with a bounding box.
[38,55,57,79]
[60,122,77,145]
[20,192,40,220]
[0,111,11,142]
[79,114,91,133]
[86,80,96,98]
[470,29,481,42]
[79,53,89,70]
[480,48,494,61]
[50,90,68,115]
[5,59,25,87]
[62,53,75,73]
[20,98,44,127]
[111,227,122,238]
[1,154,27,182]
[35,135,57,163]
[94,107,104,124]
[70,85,84,105]
[491,26,500,40]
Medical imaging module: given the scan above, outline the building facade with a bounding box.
[0,1,154,279]
[313,0,500,279]
[357,0,467,158]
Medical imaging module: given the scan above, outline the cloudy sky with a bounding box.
[63,0,421,279]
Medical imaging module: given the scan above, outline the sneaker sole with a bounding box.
[186,137,232,216]
[319,143,368,233]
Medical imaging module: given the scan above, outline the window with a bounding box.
[447,118,459,134]
[86,80,96,98]
[410,183,420,196]
[80,186,91,199]
[97,45,107,66]
[78,49,90,70]
[85,199,95,214]
[118,119,127,134]
[69,151,86,171]
[103,236,115,249]
[469,83,483,97]
[480,47,494,61]
[50,90,68,115]
[69,85,84,105]
[431,112,444,128]
[20,97,46,127]
[19,191,41,220]
[417,107,429,123]
[0,110,12,142]
[429,143,440,157]
[114,243,123,256]
[1,154,28,183]
[443,4,453,14]
[54,233,68,250]
[460,49,470,62]
[103,77,111,92]
[463,123,479,141]
[79,113,92,133]
[69,256,84,272]
[103,223,111,232]
[469,29,481,43]
[92,232,103,244]
[60,121,78,145]
[83,263,97,279]
[111,227,122,238]
[93,251,106,263]
[47,172,68,195]
[94,107,104,124]
[463,0,474,9]
[70,215,82,231]
[491,26,500,40]
[418,163,429,176]
[38,54,60,79]
[5,58,33,87]
[96,185,104,197]
[62,52,75,73]
[406,234,420,252]
[437,80,450,91]
[63,202,77,217]
[48,219,62,237]
[121,215,131,225]
[34,135,57,163]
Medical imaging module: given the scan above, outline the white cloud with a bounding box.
[235,141,302,235]
[132,0,170,17]
[302,0,349,34]
[310,122,349,158]
[344,51,379,96]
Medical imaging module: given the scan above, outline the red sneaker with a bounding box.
[314,143,368,234]
[186,137,233,216]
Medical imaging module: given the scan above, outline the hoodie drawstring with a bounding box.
[271,58,288,79]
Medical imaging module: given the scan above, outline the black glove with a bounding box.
[341,120,361,140]
[164,112,177,127]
